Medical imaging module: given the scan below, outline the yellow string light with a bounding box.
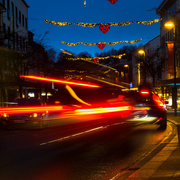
[66,53,126,61]
[75,21,133,27]
[136,18,162,25]
[44,18,162,26]
[61,39,142,46]
[45,20,73,26]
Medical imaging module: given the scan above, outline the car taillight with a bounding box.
[140,90,150,95]
[55,101,60,104]
[152,94,165,108]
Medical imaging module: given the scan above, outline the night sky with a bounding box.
[26,0,163,57]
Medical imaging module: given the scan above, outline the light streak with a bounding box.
[20,75,101,88]
[0,105,65,115]
[65,85,91,106]
[74,106,131,115]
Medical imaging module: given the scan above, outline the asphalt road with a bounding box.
[0,119,174,180]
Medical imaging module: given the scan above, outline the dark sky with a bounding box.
[26,0,163,57]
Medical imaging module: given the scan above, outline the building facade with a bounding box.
[132,36,161,88]
[156,0,180,109]
[0,0,29,106]
[0,0,29,51]
[133,0,180,109]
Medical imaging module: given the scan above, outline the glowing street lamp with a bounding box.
[164,20,177,116]
[138,49,146,85]
[138,49,145,55]
[164,21,175,29]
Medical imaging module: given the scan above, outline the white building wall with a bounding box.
[132,36,160,87]
[2,0,29,52]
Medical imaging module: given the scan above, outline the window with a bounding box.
[22,14,24,27]
[19,11,21,24]
[25,18,27,29]
[2,0,5,7]
[7,0,11,20]
[11,2,14,14]
[16,7,19,27]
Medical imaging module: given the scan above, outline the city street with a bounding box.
[0,113,177,180]
[1,0,180,179]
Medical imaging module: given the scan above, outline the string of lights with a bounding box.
[44,18,161,26]
[136,18,162,25]
[66,53,126,61]
[61,39,142,47]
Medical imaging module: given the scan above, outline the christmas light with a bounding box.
[67,53,126,61]
[45,20,73,26]
[136,18,162,25]
[75,21,133,27]
[44,19,161,27]
[61,39,142,47]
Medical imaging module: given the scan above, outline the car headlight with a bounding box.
[3,113,9,118]
[33,113,38,118]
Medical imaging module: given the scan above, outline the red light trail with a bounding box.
[0,105,66,115]
[20,75,101,88]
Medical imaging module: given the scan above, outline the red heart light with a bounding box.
[93,58,99,63]
[99,24,110,33]
[98,43,105,50]
[108,0,117,4]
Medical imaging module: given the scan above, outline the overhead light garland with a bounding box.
[45,19,161,33]
[45,19,161,27]
[136,18,162,25]
[75,21,133,27]
[66,57,119,73]
[45,20,73,26]
[66,53,126,61]
[61,39,142,49]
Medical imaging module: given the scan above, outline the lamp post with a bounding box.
[164,20,177,116]
[124,64,129,83]
[138,49,146,85]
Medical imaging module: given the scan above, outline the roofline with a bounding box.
[156,0,176,14]
[156,0,168,13]
[22,0,30,8]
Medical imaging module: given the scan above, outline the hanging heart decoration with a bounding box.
[98,43,105,50]
[93,58,99,63]
[108,0,117,4]
[99,24,110,33]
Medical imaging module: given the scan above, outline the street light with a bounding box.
[138,49,146,85]
[124,64,129,83]
[138,49,145,55]
[164,20,177,116]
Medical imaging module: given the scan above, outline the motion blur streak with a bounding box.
[40,126,104,146]
[0,105,64,114]
[152,94,165,107]
[74,106,132,115]
[65,85,91,106]
[20,75,101,88]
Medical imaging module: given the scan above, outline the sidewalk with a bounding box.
[117,111,180,179]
